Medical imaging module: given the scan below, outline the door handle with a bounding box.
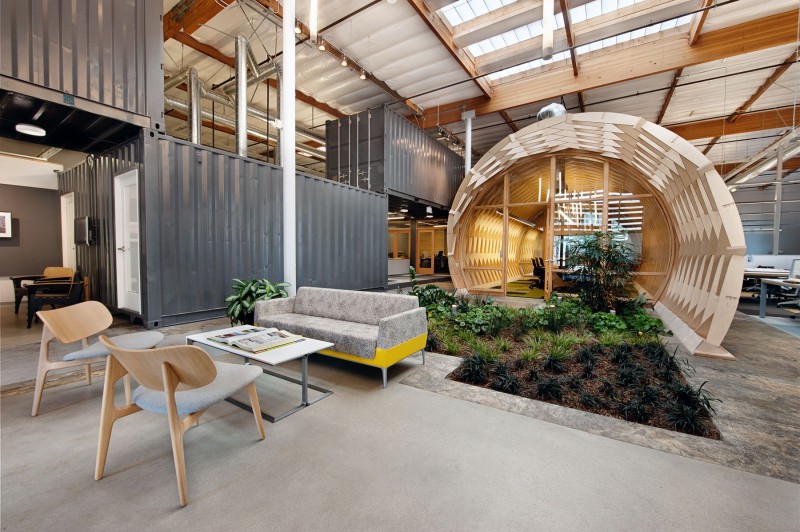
[117,246,126,252]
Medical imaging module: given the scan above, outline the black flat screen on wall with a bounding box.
[75,217,92,245]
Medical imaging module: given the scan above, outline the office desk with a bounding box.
[759,278,800,318]
[744,268,790,279]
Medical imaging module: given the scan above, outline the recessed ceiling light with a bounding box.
[400,205,408,213]
[16,123,46,136]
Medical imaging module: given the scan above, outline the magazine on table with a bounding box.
[208,327,303,352]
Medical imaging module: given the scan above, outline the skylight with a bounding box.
[440,0,519,27]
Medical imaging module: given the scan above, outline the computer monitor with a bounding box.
[790,259,800,279]
[75,217,93,245]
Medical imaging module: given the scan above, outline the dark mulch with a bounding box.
[443,330,721,440]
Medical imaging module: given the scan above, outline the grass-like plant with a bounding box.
[536,377,563,400]
[620,397,651,422]
[527,368,540,383]
[581,362,595,379]
[442,336,462,357]
[598,378,618,400]
[494,337,512,353]
[665,401,708,435]
[610,343,634,364]
[490,363,521,395]
[576,344,600,365]
[519,347,542,363]
[668,381,719,415]
[616,363,647,387]
[598,330,625,347]
[455,353,489,385]
[466,337,498,361]
[579,391,604,409]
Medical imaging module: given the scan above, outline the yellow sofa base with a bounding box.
[318,334,427,387]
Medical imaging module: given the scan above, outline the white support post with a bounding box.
[461,110,475,177]
[282,0,297,295]
[773,143,783,255]
[235,34,248,157]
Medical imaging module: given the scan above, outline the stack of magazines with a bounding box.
[208,327,303,353]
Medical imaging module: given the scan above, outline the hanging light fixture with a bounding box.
[425,206,433,218]
[294,21,301,34]
[318,38,325,51]
[309,0,318,44]
[15,123,46,136]
[341,55,348,67]
[542,0,554,61]
[359,70,367,80]
[400,205,409,213]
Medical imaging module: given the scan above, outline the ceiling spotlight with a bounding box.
[400,205,409,213]
[318,39,325,51]
[387,0,397,3]
[341,56,348,67]
[294,23,301,34]
[15,123,46,136]
[359,70,367,80]
[426,206,433,218]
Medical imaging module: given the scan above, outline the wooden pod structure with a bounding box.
[447,113,746,359]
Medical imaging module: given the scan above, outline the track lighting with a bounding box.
[318,38,325,51]
[426,206,433,218]
[341,56,348,67]
[294,22,301,34]
[359,70,366,80]
[400,205,409,213]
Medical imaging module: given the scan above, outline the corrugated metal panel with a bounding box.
[58,134,141,307]
[384,107,464,207]
[1,0,163,126]
[325,108,385,191]
[153,137,284,325]
[297,175,388,290]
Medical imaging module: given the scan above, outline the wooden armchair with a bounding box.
[25,271,86,328]
[10,267,74,315]
[96,336,265,507]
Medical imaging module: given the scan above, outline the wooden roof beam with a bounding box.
[728,51,798,123]
[476,0,706,75]
[163,0,225,42]
[656,68,683,124]
[560,0,579,76]
[702,136,720,155]
[499,110,519,133]
[667,106,800,141]
[406,0,492,98]
[416,10,799,128]
[687,0,713,46]
[170,31,345,119]
[716,157,800,176]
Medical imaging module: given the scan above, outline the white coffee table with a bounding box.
[186,326,334,422]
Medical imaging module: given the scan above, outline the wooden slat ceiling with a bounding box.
[162,0,799,176]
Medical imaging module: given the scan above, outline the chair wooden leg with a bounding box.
[123,374,132,405]
[85,364,92,385]
[162,363,188,507]
[246,382,266,440]
[96,356,140,480]
[31,366,49,417]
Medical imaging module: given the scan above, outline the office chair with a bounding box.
[777,259,800,311]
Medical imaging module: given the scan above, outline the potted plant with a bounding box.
[225,278,289,325]
[565,231,639,313]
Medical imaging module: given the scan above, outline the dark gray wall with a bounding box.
[0,184,62,276]
[1,0,164,130]
[735,182,800,255]
[325,106,464,208]
[297,175,388,290]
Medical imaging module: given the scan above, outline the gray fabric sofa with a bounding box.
[255,287,428,387]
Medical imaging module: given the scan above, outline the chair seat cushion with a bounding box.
[132,361,263,416]
[63,331,165,361]
[259,313,378,359]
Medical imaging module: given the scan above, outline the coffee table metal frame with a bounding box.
[186,326,334,422]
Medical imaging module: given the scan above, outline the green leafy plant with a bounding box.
[225,278,289,325]
[622,308,666,336]
[533,297,591,332]
[454,303,512,336]
[589,312,628,334]
[510,308,537,340]
[565,231,639,313]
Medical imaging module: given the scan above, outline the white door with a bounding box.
[60,193,76,269]
[114,170,141,313]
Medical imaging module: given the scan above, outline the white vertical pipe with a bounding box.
[282,0,297,295]
[543,0,554,60]
[187,68,202,144]
[235,34,248,157]
[773,143,783,255]
[461,110,475,177]
[309,0,318,44]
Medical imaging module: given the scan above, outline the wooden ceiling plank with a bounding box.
[656,67,683,124]
[728,51,798,123]
[406,0,492,98]
[687,0,713,46]
[163,0,225,42]
[667,106,800,141]
[417,10,799,128]
[170,31,345,119]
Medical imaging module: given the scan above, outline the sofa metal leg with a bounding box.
[382,368,387,389]
[421,350,425,365]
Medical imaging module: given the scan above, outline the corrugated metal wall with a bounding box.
[326,106,463,208]
[297,175,388,291]
[59,135,141,306]
[152,137,284,326]
[383,107,464,208]
[1,0,163,128]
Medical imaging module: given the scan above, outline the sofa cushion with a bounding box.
[293,287,418,326]
[259,313,379,359]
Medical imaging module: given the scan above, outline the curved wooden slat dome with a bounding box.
[447,112,746,359]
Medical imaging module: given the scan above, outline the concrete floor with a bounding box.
[1,303,799,530]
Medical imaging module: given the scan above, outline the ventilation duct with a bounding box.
[537,103,567,121]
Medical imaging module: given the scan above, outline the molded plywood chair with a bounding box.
[33,301,164,416]
[96,336,265,507]
[26,271,87,328]
[10,266,74,315]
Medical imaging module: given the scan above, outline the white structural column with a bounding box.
[773,143,783,255]
[235,34,248,157]
[281,0,297,295]
[462,110,475,176]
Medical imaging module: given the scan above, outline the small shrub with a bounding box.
[665,401,708,435]
[610,343,634,365]
[582,362,595,379]
[598,378,618,400]
[519,347,542,363]
[564,375,583,391]
[442,336,462,357]
[668,381,719,415]
[455,353,488,385]
[466,337,497,361]
[577,345,599,365]
[533,297,591,332]
[620,397,651,423]
[527,368,540,383]
[580,391,604,409]
[510,308,537,340]
[598,330,625,347]
[490,363,521,395]
[454,303,512,336]
[616,363,647,387]
[536,377,563,400]
[425,332,441,352]
[589,312,628,334]
[637,385,661,406]
[494,337,512,353]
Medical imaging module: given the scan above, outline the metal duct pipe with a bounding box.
[221,61,279,95]
[235,34,248,157]
[187,68,202,144]
[462,110,475,175]
[164,96,327,160]
[164,67,190,91]
[246,45,260,76]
